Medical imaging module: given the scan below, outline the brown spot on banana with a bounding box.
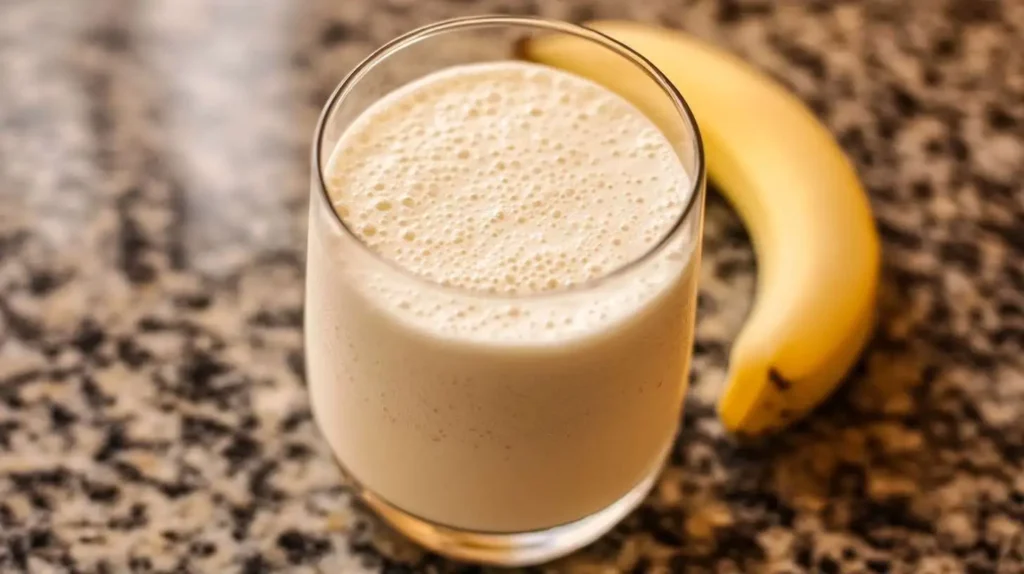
[768,368,793,392]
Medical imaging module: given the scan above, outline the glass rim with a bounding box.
[311,14,706,300]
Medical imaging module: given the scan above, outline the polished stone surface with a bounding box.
[1,0,1023,572]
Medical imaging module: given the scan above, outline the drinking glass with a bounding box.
[306,15,706,566]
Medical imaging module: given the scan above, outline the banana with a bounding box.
[519,21,881,435]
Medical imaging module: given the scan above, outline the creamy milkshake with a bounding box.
[306,20,704,564]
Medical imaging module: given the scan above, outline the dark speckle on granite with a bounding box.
[277,529,333,564]
[241,553,273,574]
[1,0,1023,572]
[321,21,358,47]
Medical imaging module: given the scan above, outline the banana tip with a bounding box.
[511,36,530,61]
[716,401,749,434]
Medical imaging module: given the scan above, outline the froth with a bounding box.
[325,61,691,301]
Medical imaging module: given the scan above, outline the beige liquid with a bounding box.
[306,62,699,532]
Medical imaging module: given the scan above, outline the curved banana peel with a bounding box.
[519,20,881,435]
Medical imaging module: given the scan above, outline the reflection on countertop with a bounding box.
[1,0,1023,572]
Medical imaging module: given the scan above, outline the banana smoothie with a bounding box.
[306,61,700,533]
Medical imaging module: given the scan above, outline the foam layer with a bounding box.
[325,62,691,298]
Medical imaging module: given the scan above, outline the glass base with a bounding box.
[351,464,662,567]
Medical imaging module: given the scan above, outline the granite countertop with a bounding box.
[1,0,1023,572]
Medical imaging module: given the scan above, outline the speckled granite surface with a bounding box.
[1,0,1023,572]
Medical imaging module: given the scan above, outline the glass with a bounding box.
[305,15,706,566]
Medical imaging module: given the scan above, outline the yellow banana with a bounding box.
[519,20,881,435]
